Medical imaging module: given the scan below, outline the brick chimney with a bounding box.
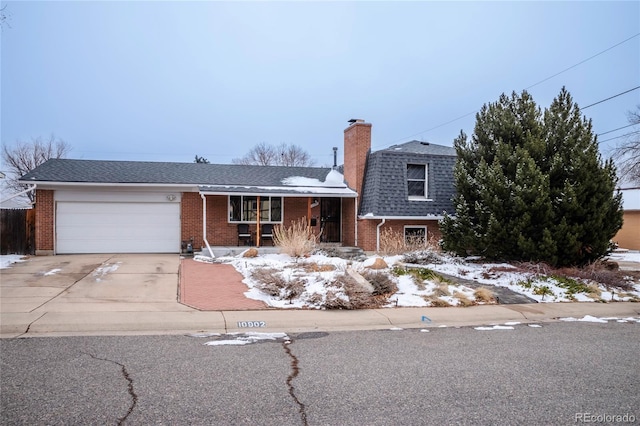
[343,119,372,195]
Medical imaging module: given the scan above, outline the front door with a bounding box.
[320,198,341,243]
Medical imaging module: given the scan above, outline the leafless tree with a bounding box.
[232,142,315,167]
[1,5,10,29]
[2,135,71,201]
[613,105,640,185]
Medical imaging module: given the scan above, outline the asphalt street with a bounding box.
[1,321,639,425]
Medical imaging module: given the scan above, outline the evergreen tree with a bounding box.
[441,88,623,267]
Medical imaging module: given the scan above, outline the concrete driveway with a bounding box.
[1,254,198,336]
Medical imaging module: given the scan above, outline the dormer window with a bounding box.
[407,164,427,199]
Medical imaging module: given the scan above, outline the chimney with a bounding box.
[332,147,338,169]
[343,119,372,194]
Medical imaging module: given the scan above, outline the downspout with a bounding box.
[376,218,386,253]
[0,184,37,203]
[354,198,358,247]
[200,193,214,258]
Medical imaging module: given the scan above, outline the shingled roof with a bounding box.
[19,159,334,186]
[359,140,457,218]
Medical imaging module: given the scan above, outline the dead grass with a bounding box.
[431,283,451,297]
[360,270,398,296]
[299,262,336,273]
[454,291,475,307]
[251,267,304,300]
[474,287,495,303]
[378,228,440,255]
[273,217,316,258]
[427,297,452,307]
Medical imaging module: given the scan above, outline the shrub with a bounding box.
[428,298,452,307]
[378,228,437,255]
[474,287,495,303]
[431,283,451,297]
[454,291,475,307]
[360,270,398,296]
[273,217,316,258]
[251,267,304,300]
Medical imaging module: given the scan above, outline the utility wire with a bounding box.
[583,86,640,110]
[524,33,640,90]
[378,33,640,149]
[598,130,640,144]
[597,123,637,137]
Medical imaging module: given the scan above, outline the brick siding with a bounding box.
[35,189,54,254]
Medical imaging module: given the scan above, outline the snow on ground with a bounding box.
[0,255,26,269]
[198,332,289,346]
[200,248,640,309]
[92,262,121,282]
[559,315,640,324]
[43,268,62,276]
[608,251,640,263]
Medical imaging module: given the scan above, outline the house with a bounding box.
[613,187,640,250]
[19,119,457,255]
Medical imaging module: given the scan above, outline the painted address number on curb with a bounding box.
[237,321,266,328]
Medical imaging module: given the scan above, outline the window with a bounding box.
[407,164,427,198]
[229,196,282,223]
[404,226,427,246]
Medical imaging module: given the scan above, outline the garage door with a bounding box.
[56,201,181,254]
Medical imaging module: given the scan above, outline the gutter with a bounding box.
[0,184,37,204]
[200,193,214,258]
[376,218,386,253]
[359,214,446,221]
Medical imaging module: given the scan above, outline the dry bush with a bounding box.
[251,267,304,300]
[454,291,475,307]
[360,270,398,296]
[431,283,451,297]
[378,228,438,255]
[515,261,633,291]
[474,287,495,303]
[300,262,336,273]
[323,290,352,309]
[273,217,316,258]
[427,297,452,307]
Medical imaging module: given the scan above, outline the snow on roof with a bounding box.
[281,169,347,188]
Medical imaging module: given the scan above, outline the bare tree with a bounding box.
[2,135,71,201]
[232,142,315,167]
[613,105,640,184]
[1,5,11,29]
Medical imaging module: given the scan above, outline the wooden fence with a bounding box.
[0,209,35,255]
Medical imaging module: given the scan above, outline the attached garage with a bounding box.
[55,190,181,254]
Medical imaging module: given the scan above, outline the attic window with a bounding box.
[407,164,427,198]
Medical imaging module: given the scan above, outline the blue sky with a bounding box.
[1,1,639,168]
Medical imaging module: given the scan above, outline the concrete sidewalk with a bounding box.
[2,302,639,338]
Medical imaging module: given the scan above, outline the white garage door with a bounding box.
[56,201,181,254]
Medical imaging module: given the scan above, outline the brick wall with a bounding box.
[357,218,442,252]
[181,192,203,248]
[343,120,372,195]
[35,189,54,254]
[342,198,356,246]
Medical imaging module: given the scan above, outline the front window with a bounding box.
[404,226,427,246]
[229,196,282,223]
[407,164,427,198]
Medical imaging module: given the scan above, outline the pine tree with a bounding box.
[441,88,623,267]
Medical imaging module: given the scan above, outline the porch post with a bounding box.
[307,197,312,227]
[256,195,261,248]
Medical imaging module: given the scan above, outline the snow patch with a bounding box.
[474,325,515,331]
[204,332,289,346]
[0,255,26,269]
[43,268,62,276]
[559,315,608,323]
[93,262,121,282]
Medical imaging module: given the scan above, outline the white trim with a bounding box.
[18,181,199,190]
[408,196,434,202]
[404,225,428,247]
[199,190,357,198]
[407,163,428,198]
[359,215,445,220]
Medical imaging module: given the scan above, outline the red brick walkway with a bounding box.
[179,259,267,310]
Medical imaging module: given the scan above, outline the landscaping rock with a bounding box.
[242,248,259,258]
[367,257,388,270]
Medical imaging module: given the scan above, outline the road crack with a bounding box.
[81,351,137,425]
[282,340,308,426]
